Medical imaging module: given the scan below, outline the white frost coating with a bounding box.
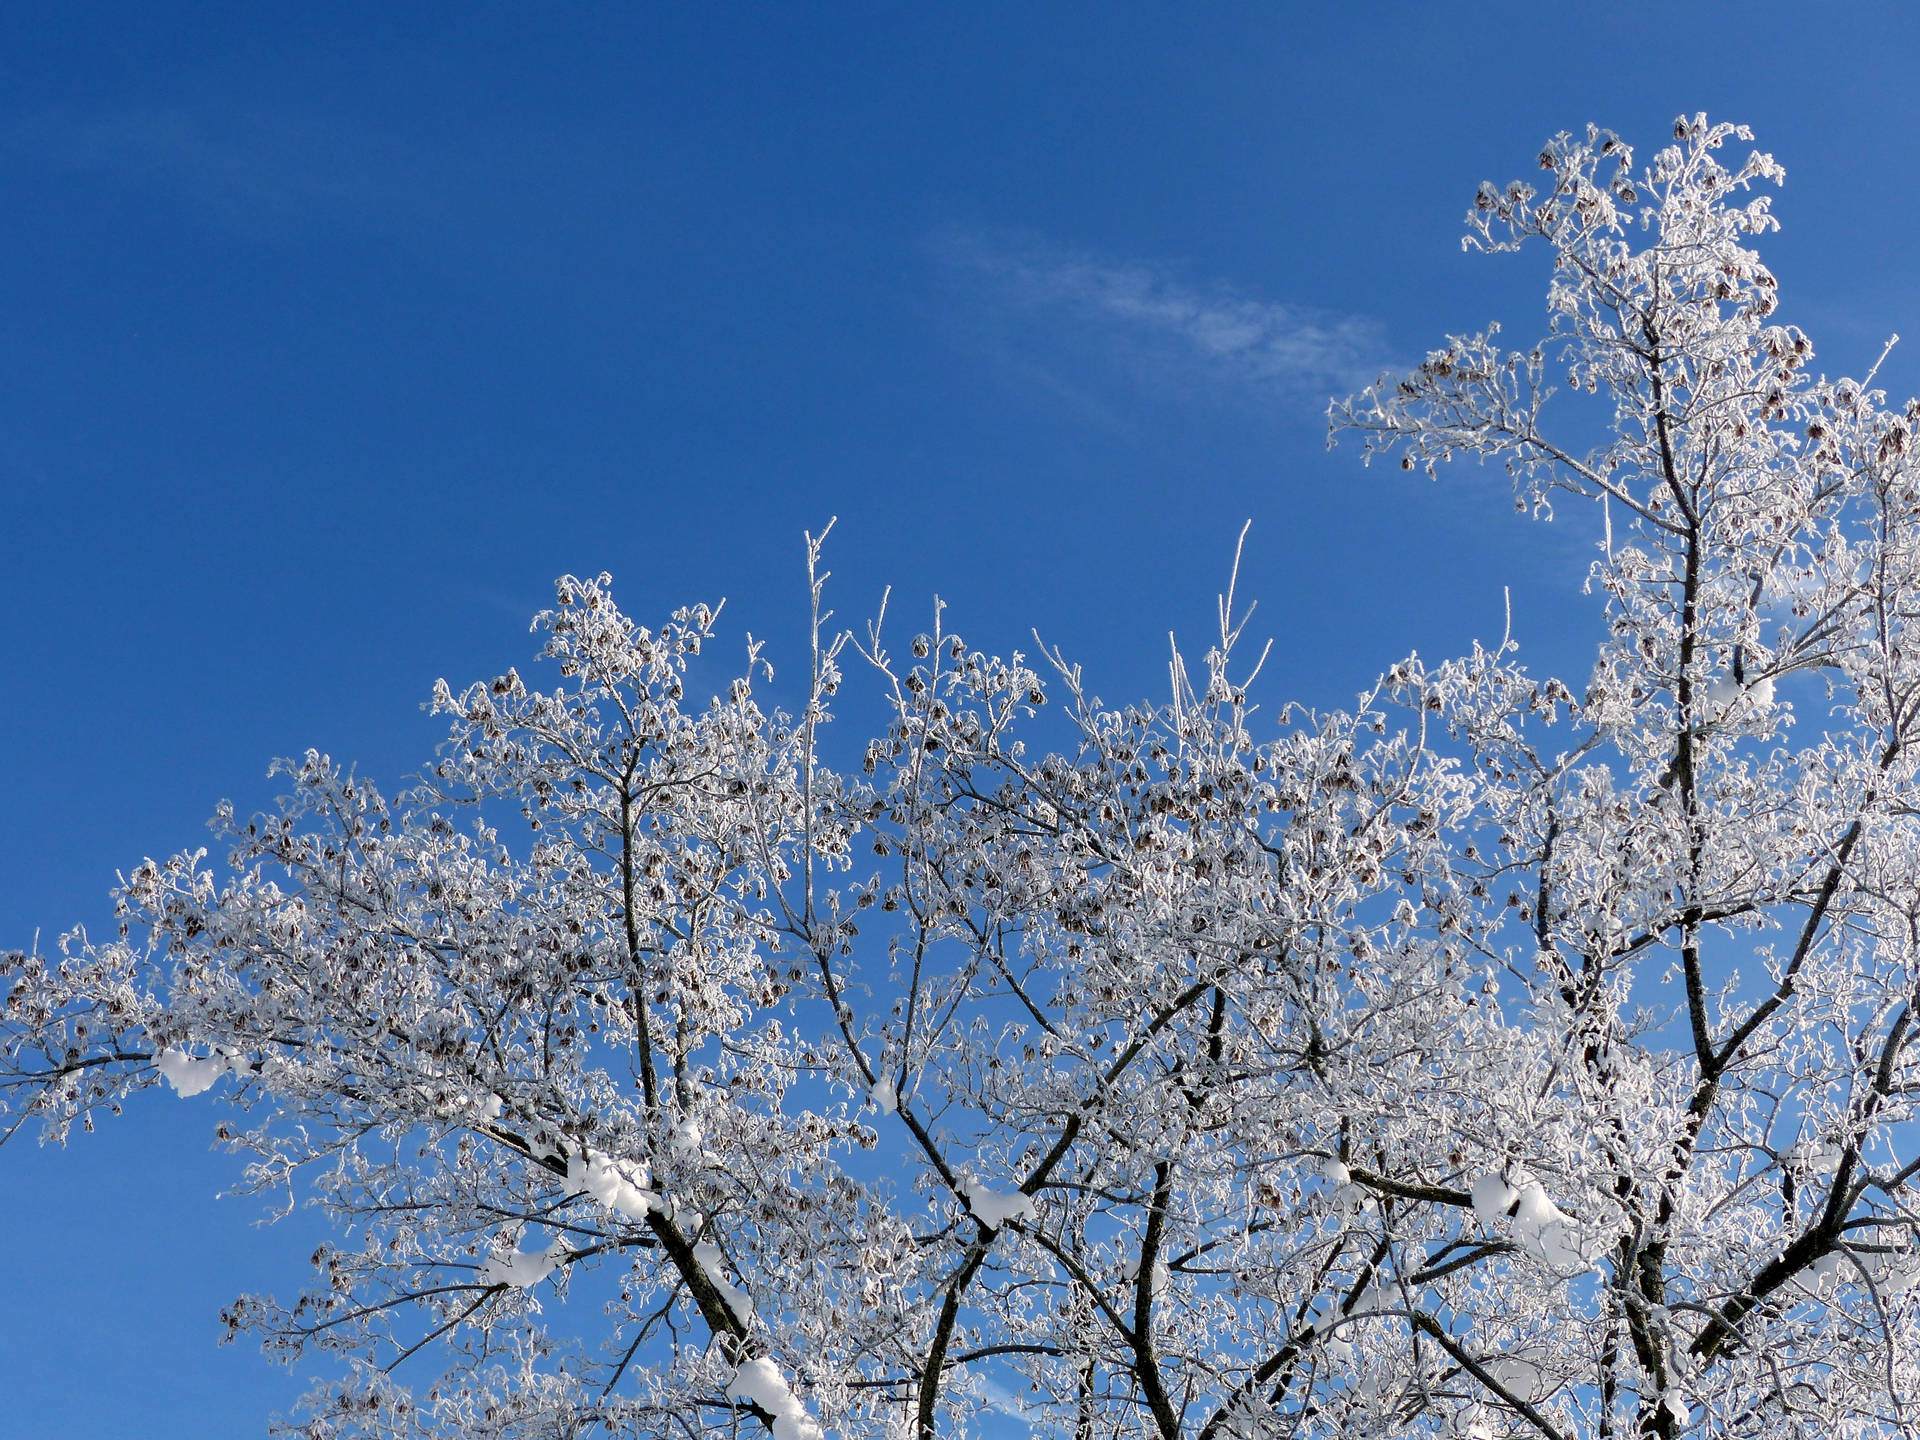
[693,1240,755,1326]
[959,1177,1035,1229]
[725,1357,824,1440]
[482,1235,564,1288]
[870,1074,897,1114]
[1320,1156,1350,1186]
[565,1148,663,1220]
[1470,1174,1516,1227]
[1512,1183,1589,1273]
[156,1047,229,1098]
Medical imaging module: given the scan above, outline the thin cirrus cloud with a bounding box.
[5,107,437,230]
[936,230,1394,426]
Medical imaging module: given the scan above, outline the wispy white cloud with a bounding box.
[4,107,435,229]
[937,230,1392,420]
[970,1373,1036,1431]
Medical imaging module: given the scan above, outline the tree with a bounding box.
[6,113,1920,1440]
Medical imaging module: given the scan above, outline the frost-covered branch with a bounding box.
[9,114,1920,1440]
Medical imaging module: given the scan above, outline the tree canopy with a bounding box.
[9,115,1920,1440]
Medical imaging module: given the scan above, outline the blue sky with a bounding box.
[7,4,1920,1432]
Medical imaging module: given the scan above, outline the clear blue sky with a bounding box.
[6,4,1920,1432]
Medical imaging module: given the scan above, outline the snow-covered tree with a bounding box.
[7,114,1920,1439]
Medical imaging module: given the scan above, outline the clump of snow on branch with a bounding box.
[958,1177,1034,1230]
[726,1356,824,1440]
[155,1047,240,1098]
[481,1235,564,1289]
[693,1240,755,1327]
[564,1148,663,1220]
